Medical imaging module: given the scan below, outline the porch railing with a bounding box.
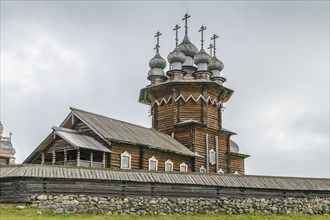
[43,160,105,168]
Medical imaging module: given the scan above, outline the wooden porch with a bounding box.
[42,148,108,168]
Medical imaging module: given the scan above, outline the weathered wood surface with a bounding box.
[1,165,329,191]
[70,108,195,157]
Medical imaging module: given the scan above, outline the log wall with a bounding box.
[1,177,328,204]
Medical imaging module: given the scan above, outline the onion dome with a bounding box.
[193,49,211,65]
[167,48,186,64]
[149,53,167,69]
[176,36,198,57]
[229,140,240,153]
[147,69,153,77]
[209,55,224,72]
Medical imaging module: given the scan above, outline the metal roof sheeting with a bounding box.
[71,107,196,157]
[1,165,329,191]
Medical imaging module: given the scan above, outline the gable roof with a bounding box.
[53,127,111,153]
[69,107,196,157]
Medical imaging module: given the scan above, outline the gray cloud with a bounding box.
[1,1,328,178]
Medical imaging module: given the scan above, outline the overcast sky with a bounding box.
[1,1,329,178]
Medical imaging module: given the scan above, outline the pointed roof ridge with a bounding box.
[69,107,196,157]
[52,126,80,134]
[70,106,152,130]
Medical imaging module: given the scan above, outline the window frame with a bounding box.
[209,148,216,165]
[164,159,173,172]
[180,162,188,172]
[120,151,131,169]
[148,156,158,171]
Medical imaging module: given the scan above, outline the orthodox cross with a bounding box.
[198,25,207,49]
[211,34,219,56]
[173,24,181,47]
[182,13,191,36]
[208,43,214,56]
[154,31,162,54]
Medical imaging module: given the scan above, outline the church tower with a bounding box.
[139,14,249,174]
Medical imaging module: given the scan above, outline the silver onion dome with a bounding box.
[147,69,154,77]
[193,49,211,65]
[176,36,198,57]
[167,48,186,64]
[229,140,240,153]
[209,55,224,72]
[149,53,167,69]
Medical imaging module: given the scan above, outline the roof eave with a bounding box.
[228,152,250,158]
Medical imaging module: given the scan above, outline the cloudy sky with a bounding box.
[1,1,329,178]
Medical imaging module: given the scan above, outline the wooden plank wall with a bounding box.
[1,177,328,204]
[156,101,174,132]
[229,155,245,174]
[72,119,109,147]
[143,148,193,172]
[194,127,231,174]
[110,144,140,169]
[110,144,193,172]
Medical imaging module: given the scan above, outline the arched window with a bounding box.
[200,166,206,173]
[148,156,158,171]
[165,159,173,172]
[180,162,188,172]
[120,151,131,169]
[209,149,216,165]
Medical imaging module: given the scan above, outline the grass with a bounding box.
[0,204,329,220]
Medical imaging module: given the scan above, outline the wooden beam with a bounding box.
[41,153,45,165]
[77,148,80,167]
[102,152,106,168]
[139,146,144,169]
[52,150,55,165]
[215,136,219,173]
[205,133,209,173]
[64,149,67,165]
[90,151,93,167]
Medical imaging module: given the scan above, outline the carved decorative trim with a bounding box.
[152,94,223,108]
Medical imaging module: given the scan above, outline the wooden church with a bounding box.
[24,14,249,174]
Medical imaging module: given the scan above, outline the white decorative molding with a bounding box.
[180,162,188,172]
[120,151,131,169]
[199,166,206,173]
[165,159,173,172]
[151,94,224,108]
[209,148,216,165]
[148,156,158,171]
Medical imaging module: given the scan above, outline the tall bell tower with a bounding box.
[139,14,249,174]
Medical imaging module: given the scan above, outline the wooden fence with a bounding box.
[0,165,329,203]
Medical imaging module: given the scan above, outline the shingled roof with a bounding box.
[68,107,196,157]
[53,127,111,153]
[1,165,329,191]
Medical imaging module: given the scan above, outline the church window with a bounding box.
[165,159,173,171]
[120,151,131,169]
[148,156,158,171]
[200,166,206,173]
[180,162,188,172]
[209,149,216,165]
